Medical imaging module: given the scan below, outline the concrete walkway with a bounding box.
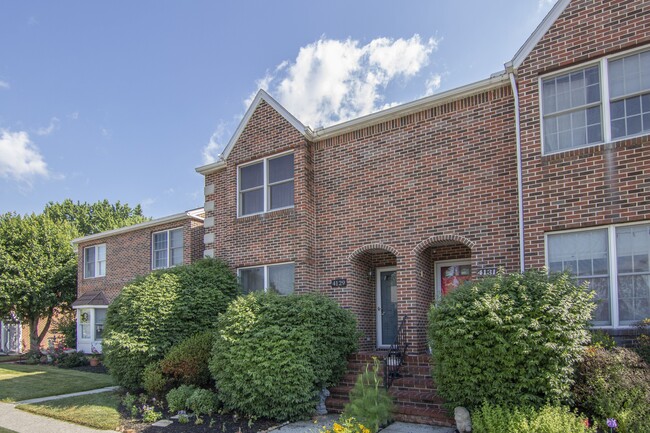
[0,402,115,433]
[271,416,455,433]
[15,386,119,405]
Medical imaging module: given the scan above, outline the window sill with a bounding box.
[237,207,296,221]
[541,134,649,163]
[83,275,106,280]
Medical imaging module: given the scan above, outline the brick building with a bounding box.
[71,208,204,353]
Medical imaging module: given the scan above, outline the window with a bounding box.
[84,244,106,278]
[541,47,650,153]
[78,308,107,341]
[94,309,106,340]
[547,223,650,327]
[152,228,183,269]
[238,263,295,295]
[79,309,91,339]
[238,152,294,216]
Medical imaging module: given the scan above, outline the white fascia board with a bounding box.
[311,73,510,141]
[508,0,571,70]
[71,208,204,245]
[195,89,310,175]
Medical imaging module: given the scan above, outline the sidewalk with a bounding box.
[272,416,455,433]
[0,402,115,433]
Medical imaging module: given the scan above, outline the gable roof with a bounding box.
[72,290,109,307]
[506,0,572,70]
[195,90,310,175]
[70,207,204,246]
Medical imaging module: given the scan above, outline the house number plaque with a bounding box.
[330,278,347,288]
[477,268,498,277]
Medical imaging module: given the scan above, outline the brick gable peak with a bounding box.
[196,89,310,175]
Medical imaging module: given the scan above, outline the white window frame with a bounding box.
[237,151,294,217]
[151,227,184,270]
[83,244,106,279]
[237,262,295,294]
[540,44,650,155]
[545,221,650,328]
[75,307,108,342]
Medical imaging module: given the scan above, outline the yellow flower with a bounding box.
[333,423,344,433]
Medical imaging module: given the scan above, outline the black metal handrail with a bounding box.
[384,315,408,389]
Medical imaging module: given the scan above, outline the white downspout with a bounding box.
[509,71,525,273]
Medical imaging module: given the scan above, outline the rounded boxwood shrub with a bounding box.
[428,270,594,409]
[210,292,358,420]
[573,347,650,433]
[166,384,197,413]
[160,331,214,388]
[103,258,239,389]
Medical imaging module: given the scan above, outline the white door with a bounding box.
[376,267,398,348]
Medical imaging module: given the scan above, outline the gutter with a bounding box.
[508,71,525,273]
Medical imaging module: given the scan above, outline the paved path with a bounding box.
[0,402,115,433]
[270,416,455,433]
[15,386,119,405]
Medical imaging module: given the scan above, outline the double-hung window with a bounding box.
[541,47,650,154]
[238,152,294,216]
[152,228,183,269]
[547,223,650,327]
[84,244,106,278]
[238,263,295,295]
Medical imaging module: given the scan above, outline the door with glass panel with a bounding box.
[376,267,397,348]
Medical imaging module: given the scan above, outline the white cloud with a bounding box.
[35,117,60,136]
[253,34,439,128]
[203,121,229,164]
[140,197,155,212]
[0,81,9,90]
[0,129,49,182]
[68,111,79,120]
[424,74,442,96]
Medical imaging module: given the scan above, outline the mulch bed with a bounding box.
[69,364,109,374]
[118,407,282,433]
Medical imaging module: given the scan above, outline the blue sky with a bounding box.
[0,0,556,218]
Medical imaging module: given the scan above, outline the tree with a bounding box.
[44,198,149,236]
[0,213,77,351]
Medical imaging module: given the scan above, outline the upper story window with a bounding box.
[541,47,650,154]
[238,152,294,217]
[84,244,106,278]
[547,223,650,327]
[238,263,295,295]
[152,228,183,270]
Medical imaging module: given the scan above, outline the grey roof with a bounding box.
[72,290,110,307]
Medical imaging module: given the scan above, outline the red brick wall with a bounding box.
[517,0,650,268]
[76,217,204,302]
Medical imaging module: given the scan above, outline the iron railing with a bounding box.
[384,315,408,389]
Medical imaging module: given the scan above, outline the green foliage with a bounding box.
[142,406,163,423]
[0,213,77,351]
[321,417,373,433]
[589,330,616,350]
[187,388,218,416]
[573,347,650,433]
[472,404,594,433]
[166,385,197,413]
[210,293,358,421]
[52,314,77,349]
[142,362,166,397]
[343,358,393,433]
[427,270,595,409]
[102,258,239,389]
[633,318,650,364]
[160,331,214,388]
[56,351,89,368]
[44,198,149,236]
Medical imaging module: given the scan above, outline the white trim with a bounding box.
[237,262,295,294]
[151,227,184,270]
[71,208,203,245]
[196,90,307,175]
[508,0,572,70]
[237,151,295,217]
[376,266,397,349]
[434,259,472,301]
[544,220,650,328]
[83,244,106,279]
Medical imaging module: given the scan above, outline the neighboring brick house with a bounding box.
[71,208,204,353]
[195,0,650,423]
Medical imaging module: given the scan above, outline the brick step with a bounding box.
[344,361,432,378]
[325,397,454,427]
[330,386,441,404]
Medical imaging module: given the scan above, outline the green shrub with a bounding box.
[343,358,393,433]
[143,362,166,397]
[428,270,594,409]
[589,330,617,350]
[210,293,358,420]
[52,313,77,349]
[633,318,650,364]
[103,258,239,389]
[472,404,593,433]
[573,347,650,433]
[166,385,197,413]
[55,350,89,368]
[160,331,214,388]
[187,388,218,416]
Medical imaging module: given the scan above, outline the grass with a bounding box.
[0,355,24,363]
[0,364,114,402]
[0,428,19,433]
[17,392,121,431]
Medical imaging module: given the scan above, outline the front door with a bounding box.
[376,267,398,348]
[435,260,472,301]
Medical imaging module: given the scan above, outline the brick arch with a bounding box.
[347,243,400,262]
[411,234,475,256]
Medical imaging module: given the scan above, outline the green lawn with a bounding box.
[0,427,19,433]
[17,392,121,431]
[0,355,23,363]
[0,364,114,402]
